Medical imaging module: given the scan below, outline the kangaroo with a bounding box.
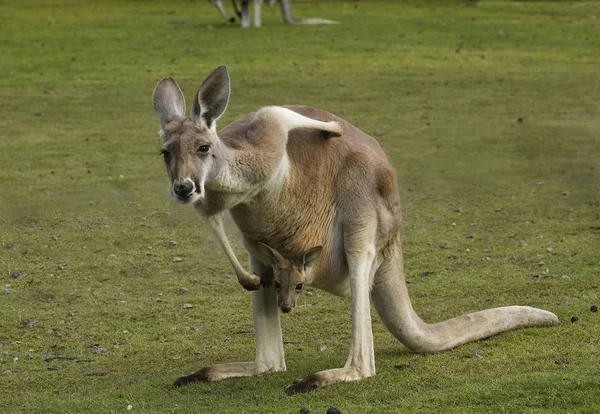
[152,66,559,394]
[210,0,337,28]
[255,242,322,313]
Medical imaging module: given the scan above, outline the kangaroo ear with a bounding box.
[190,66,230,131]
[302,246,322,268]
[153,77,186,132]
[256,242,286,268]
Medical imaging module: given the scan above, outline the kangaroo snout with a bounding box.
[172,178,195,200]
[280,304,293,313]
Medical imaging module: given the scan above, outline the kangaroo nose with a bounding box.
[173,179,194,198]
[280,304,292,313]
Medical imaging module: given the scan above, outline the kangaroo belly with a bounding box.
[311,273,352,298]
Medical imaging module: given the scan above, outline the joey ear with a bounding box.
[256,242,286,268]
[190,66,230,131]
[153,77,186,131]
[302,246,322,268]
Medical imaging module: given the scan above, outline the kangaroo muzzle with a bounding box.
[279,302,294,313]
[172,178,196,200]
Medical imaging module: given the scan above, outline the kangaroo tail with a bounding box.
[371,242,559,353]
[279,0,338,25]
[292,18,339,25]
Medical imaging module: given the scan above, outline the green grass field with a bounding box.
[1,0,599,412]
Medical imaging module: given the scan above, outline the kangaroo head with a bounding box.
[256,242,322,313]
[152,66,230,203]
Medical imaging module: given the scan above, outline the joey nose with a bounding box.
[173,180,194,198]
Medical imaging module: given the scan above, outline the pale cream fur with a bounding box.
[152,66,559,394]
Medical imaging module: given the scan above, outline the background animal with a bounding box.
[210,0,337,27]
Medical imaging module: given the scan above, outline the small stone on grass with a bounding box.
[20,318,37,327]
[91,345,108,355]
[85,370,107,376]
[571,315,578,323]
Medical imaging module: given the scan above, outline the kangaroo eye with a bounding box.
[197,145,210,154]
[160,150,171,161]
[295,283,304,291]
[274,281,281,290]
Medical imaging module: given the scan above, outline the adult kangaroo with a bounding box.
[152,66,559,394]
[210,0,337,28]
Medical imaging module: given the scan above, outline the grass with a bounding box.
[1,0,599,412]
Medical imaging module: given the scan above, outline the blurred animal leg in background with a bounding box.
[209,0,236,23]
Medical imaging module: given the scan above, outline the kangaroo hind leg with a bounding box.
[286,221,378,394]
[174,256,285,386]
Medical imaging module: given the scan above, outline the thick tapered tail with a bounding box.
[371,243,559,353]
[279,0,338,25]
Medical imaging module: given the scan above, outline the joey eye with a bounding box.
[295,283,304,292]
[197,145,210,154]
[274,281,281,290]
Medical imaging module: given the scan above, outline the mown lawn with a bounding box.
[1,0,599,412]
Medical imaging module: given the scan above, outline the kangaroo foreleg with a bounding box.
[175,256,285,386]
[206,214,261,291]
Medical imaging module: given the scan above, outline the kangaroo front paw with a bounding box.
[260,267,274,288]
[285,375,321,395]
[237,271,262,291]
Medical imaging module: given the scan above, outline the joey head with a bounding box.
[256,242,322,313]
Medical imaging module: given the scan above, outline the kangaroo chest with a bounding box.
[229,196,333,258]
